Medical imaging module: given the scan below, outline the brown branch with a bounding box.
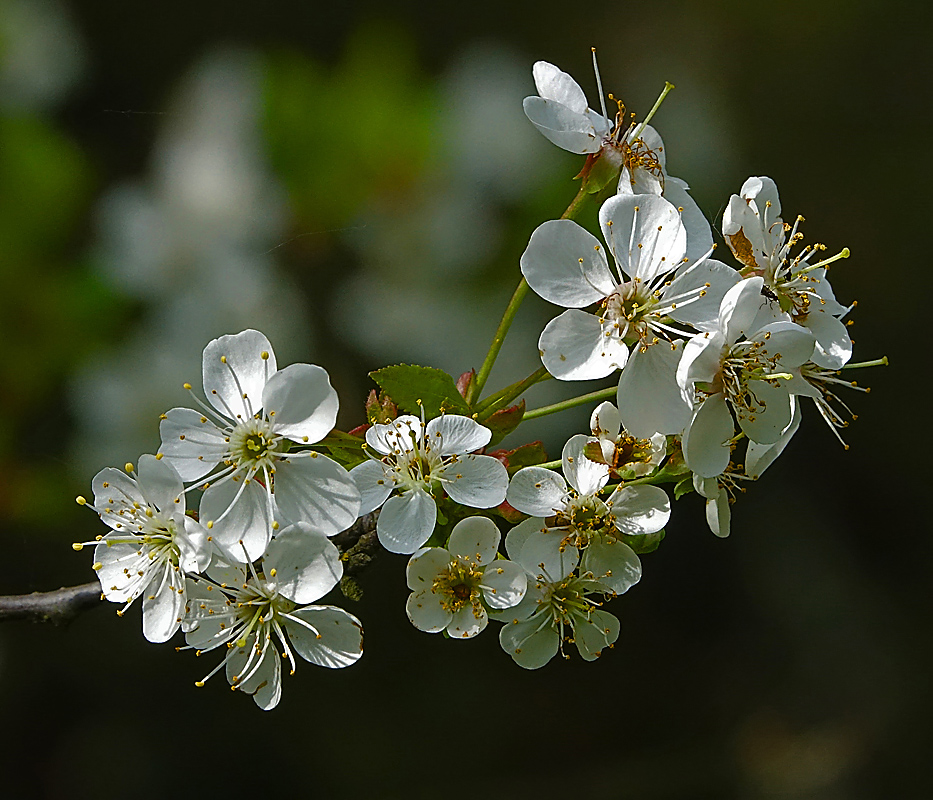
[0,582,103,625]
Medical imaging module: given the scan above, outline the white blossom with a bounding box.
[74,455,210,643]
[405,516,526,638]
[586,401,666,478]
[182,523,363,710]
[521,193,738,382]
[350,414,509,554]
[159,329,361,562]
[677,278,816,478]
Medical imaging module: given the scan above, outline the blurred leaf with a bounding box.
[484,400,525,446]
[624,529,665,554]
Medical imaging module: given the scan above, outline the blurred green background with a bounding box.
[0,1,924,797]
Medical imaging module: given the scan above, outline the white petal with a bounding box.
[678,331,726,395]
[264,523,342,604]
[349,459,394,515]
[720,277,764,342]
[180,516,212,572]
[506,467,567,517]
[803,310,852,369]
[426,414,491,456]
[606,484,670,535]
[755,321,816,369]
[574,609,620,661]
[141,566,184,643]
[539,309,628,380]
[504,516,548,562]
[226,631,282,710]
[531,61,588,112]
[365,415,423,455]
[520,219,615,307]
[200,479,272,563]
[522,96,604,154]
[590,401,621,438]
[273,454,361,536]
[202,329,276,421]
[581,540,641,596]
[667,259,741,333]
[518,530,578,582]
[438,454,508,509]
[135,455,185,514]
[561,434,609,496]
[405,587,451,633]
[480,560,527,610]
[262,363,338,444]
[158,408,227,482]
[500,614,560,669]
[286,605,363,668]
[377,489,437,554]
[616,341,692,437]
[682,394,735,478]
[663,176,713,263]
[94,537,141,602]
[447,604,488,639]
[746,400,802,479]
[736,381,792,444]
[92,467,144,524]
[406,547,451,590]
[599,193,687,283]
[706,492,731,538]
[447,516,500,566]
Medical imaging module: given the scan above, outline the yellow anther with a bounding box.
[72,543,84,551]
[271,521,279,530]
[269,568,277,577]
[76,495,87,506]
[220,355,227,363]
[206,521,214,529]
[125,462,134,473]
[183,383,192,390]
[155,453,164,460]
[261,351,270,360]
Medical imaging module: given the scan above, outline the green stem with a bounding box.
[476,367,550,421]
[522,385,617,422]
[536,459,562,470]
[465,183,592,406]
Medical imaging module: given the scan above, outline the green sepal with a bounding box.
[370,364,472,419]
[624,528,665,554]
[673,476,694,500]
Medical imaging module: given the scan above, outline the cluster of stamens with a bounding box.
[432,559,484,616]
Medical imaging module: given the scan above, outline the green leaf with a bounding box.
[673,476,694,500]
[624,529,665,554]
[370,364,471,419]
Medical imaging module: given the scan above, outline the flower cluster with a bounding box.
[74,54,882,706]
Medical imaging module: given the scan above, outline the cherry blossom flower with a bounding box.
[723,176,852,368]
[182,523,363,710]
[496,520,621,668]
[350,414,509,554]
[677,278,816,478]
[405,516,526,638]
[506,435,665,594]
[521,192,738,382]
[73,455,210,643]
[159,329,361,561]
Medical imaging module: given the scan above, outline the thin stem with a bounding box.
[536,459,562,470]
[465,183,591,406]
[522,385,617,421]
[476,367,551,421]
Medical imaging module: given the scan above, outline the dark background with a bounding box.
[0,1,925,797]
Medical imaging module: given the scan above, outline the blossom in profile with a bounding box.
[182,523,363,710]
[405,516,526,638]
[74,455,211,643]
[723,176,852,368]
[159,329,361,561]
[585,401,666,478]
[350,414,509,554]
